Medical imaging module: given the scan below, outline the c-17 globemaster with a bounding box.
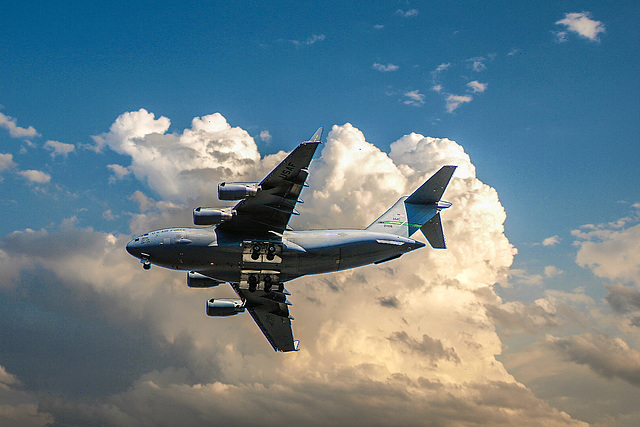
[126,128,456,352]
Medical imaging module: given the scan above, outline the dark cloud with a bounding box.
[549,333,640,387]
[605,284,640,314]
[0,267,201,399]
[388,331,460,364]
[378,296,399,308]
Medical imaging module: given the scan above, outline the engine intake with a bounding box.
[218,182,259,201]
[206,298,245,316]
[193,207,233,225]
[187,271,224,288]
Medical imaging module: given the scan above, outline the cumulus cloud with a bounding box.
[544,265,563,278]
[467,80,488,93]
[0,112,39,139]
[0,153,17,171]
[446,94,473,113]
[372,62,399,72]
[573,214,640,286]
[92,109,273,203]
[542,235,561,246]
[17,169,50,184]
[466,55,495,73]
[44,140,75,157]
[549,333,640,386]
[605,284,640,315]
[1,113,591,425]
[107,164,130,183]
[403,90,425,106]
[556,12,605,42]
[259,130,272,143]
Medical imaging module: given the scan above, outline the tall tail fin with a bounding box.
[366,165,456,248]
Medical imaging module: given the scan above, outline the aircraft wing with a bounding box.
[234,285,299,352]
[217,128,322,234]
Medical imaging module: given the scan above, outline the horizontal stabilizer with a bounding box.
[406,165,456,205]
[366,165,455,242]
[421,213,446,249]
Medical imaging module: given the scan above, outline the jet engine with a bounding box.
[206,298,245,316]
[193,207,233,225]
[187,271,223,288]
[218,182,259,200]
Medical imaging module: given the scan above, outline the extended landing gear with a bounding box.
[248,274,258,292]
[266,244,277,261]
[251,244,261,260]
[141,257,151,270]
[247,274,281,293]
[241,241,283,293]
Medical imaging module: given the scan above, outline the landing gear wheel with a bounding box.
[266,244,276,261]
[143,263,151,270]
[251,244,261,260]
[263,276,272,293]
[248,275,258,292]
[278,283,284,293]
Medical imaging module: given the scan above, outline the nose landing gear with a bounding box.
[140,253,151,270]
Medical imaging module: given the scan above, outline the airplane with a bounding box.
[126,128,456,352]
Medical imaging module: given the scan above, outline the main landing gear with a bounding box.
[246,273,283,293]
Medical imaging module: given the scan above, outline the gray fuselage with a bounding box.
[126,226,425,283]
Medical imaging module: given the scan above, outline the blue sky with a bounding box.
[1,1,640,425]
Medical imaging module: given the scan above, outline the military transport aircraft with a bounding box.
[126,128,456,352]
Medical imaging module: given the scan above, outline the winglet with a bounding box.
[308,127,323,143]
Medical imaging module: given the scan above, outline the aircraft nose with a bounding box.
[126,238,140,257]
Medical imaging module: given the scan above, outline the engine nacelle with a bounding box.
[218,182,259,201]
[206,298,245,317]
[193,207,233,225]
[187,271,223,288]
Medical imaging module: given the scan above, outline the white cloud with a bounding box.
[446,94,473,113]
[0,112,39,139]
[372,62,399,72]
[92,109,267,203]
[107,164,131,183]
[373,24,384,30]
[573,216,640,286]
[102,209,118,221]
[259,130,272,143]
[0,153,16,171]
[1,115,596,426]
[556,12,605,42]
[432,84,443,93]
[542,235,561,246]
[396,9,419,18]
[291,34,325,47]
[467,80,488,93]
[17,169,50,184]
[403,90,425,106]
[44,140,75,157]
[544,265,563,278]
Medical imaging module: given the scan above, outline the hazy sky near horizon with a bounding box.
[1,2,640,426]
